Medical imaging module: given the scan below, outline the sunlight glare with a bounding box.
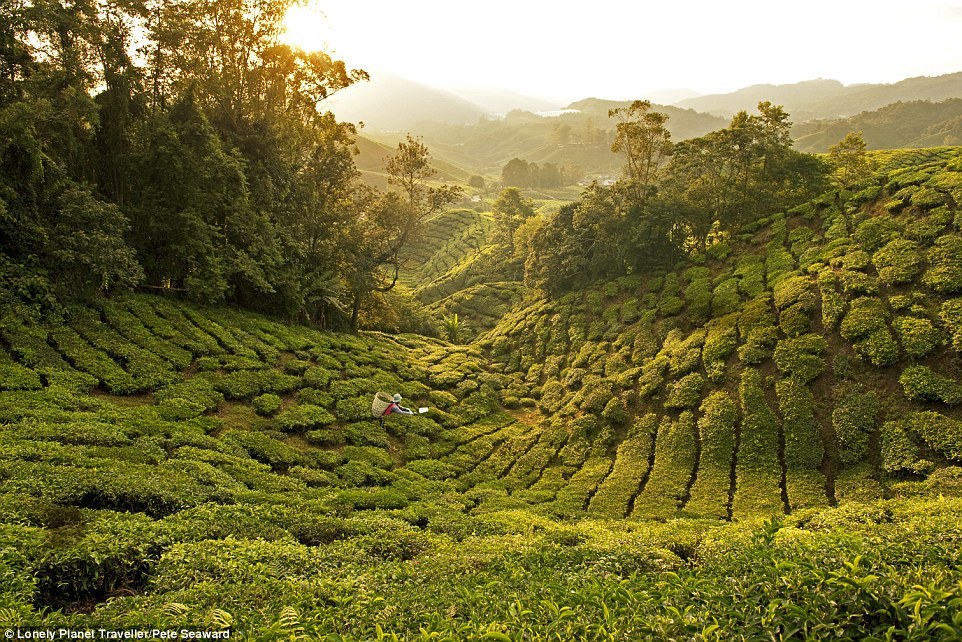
[280,2,331,52]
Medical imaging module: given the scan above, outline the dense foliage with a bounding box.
[2,291,962,637]
[0,0,464,329]
[519,103,830,296]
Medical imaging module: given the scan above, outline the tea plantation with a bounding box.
[4,153,962,637]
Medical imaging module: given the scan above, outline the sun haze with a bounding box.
[283,0,962,102]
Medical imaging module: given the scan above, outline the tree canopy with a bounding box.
[0,0,457,331]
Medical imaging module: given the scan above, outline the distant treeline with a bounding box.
[501,158,574,188]
[490,101,862,296]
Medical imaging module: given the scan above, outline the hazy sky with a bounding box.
[283,0,962,103]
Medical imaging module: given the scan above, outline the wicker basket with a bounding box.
[371,391,394,417]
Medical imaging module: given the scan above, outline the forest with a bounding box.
[3,0,962,639]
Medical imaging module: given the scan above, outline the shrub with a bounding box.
[735,257,765,298]
[253,393,282,417]
[336,460,395,486]
[773,334,826,383]
[601,397,629,425]
[906,213,950,244]
[733,369,783,517]
[892,316,944,358]
[297,387,334,408]
[776,378,821,469]
[873,239,922,285]
[941,298,962,352]
[923,234,962,294]
[773,275,816,311]
[701,323,738,367]
[856,328,900,366]
[854,216,898,252]
[0,361,42,391]
[906,411,962,460]
[778,303,811,338]
[910,186,947,208]
[49,327,137,394]
[684,278,712,325]
[880,420,932,474]
[684,391,737,519]
[840,297,899,365]
[833,386,879,464]
[156,397,206,421]
[817,269,845,331]
[738,326,778,365]
[899,365,962,404]
[344,421,390,448]
[664,373,704,409]
[221,431,307,469]
[711,278,741,317]
[334,396,374,422]
[275,404,336,431]
[155,374,224,411]
[216,370,300,400]
[342,445,394,470]
[765,246,795,287]
[839,249,871,271]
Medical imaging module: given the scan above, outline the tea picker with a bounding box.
[372,392,428,425]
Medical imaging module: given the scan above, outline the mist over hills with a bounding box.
[329,70,962,178]
[325,73,486,130]
[676,72,962,120]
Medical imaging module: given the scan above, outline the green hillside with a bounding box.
[793,99,962,152]
[388,103,726,176]
[354,135,471,189]
[4,154,962,636]
[479,151,962,514]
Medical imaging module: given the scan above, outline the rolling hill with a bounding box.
[792,98,962,152]
[3,151,962,636]
[353,134,471,188]
[676,71,962,120]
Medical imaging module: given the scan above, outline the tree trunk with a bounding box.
[350,292,361,333]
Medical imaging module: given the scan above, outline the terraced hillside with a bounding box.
[398,208,525,338]
[5,152,962,636]
[4,293,962,638]
[477,149,962,521]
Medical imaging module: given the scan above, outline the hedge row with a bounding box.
[732,369,783,518]
[632,413,696,520]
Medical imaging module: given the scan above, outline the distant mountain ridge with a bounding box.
[792,98,962,152]
[676,72,962,120]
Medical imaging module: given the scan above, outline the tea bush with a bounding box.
[833,385,880,464]
[252,393,282,416]
[893,315,944,357]
[733,369,783,518]
[899,365,962,404]
[904,411,962,460]
[664,372,704,409]
[881,419,933,474]
[632,413,696,519]
[924,234,962,293]
[873,238,923,285]
[685,391,737,519]
[773,334,827,382]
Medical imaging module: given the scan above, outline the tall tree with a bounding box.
[827,131,874,188]
[609,99,672,204]
[344,135,462,330]
[492,187,535,255]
